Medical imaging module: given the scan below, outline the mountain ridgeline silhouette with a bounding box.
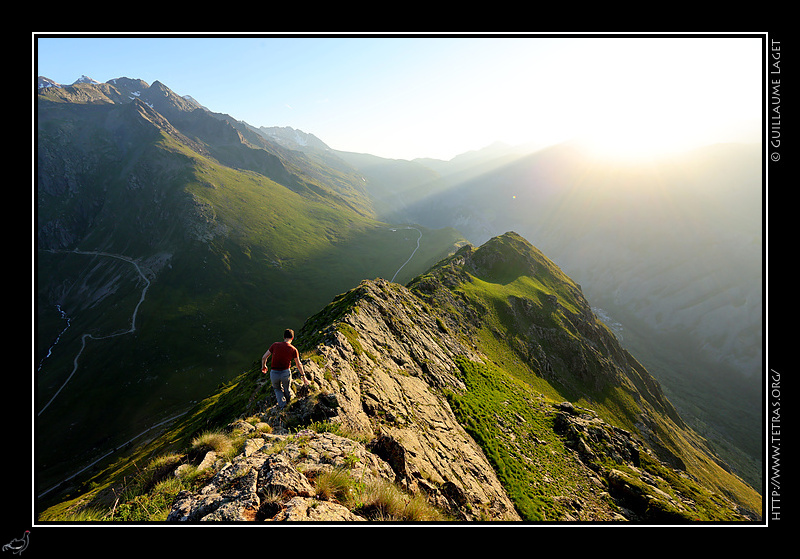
[35,76,762,522]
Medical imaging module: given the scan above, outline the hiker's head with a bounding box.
[284,328,295,341]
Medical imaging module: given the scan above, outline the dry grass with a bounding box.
[191,429,235,458]
[313,467,446,522]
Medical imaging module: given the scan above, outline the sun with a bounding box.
[575,124,693,162]
[562,40,724,163]
[570,96,704,163]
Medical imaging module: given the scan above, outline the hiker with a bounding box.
[261,328,309,409]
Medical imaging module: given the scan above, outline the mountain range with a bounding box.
[34,76,763,523]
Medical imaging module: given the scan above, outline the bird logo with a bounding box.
[2,531,29,555]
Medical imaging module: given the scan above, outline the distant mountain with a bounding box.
[73,75,99,85]
[37,76,60,90]
[257,125,331,152]
[35,77,465,502]
[38,75,99,89]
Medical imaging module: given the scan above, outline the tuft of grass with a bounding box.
[311,466,447,522]
[136,453,183,494]
[314,467,360,503]
[112,477,186,522]
[354,478,446,522]
[191,429,235,458]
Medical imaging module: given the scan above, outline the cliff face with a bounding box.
[159,235,758,522]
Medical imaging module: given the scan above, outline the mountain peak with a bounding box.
[258,125,331,152]
[73,74,99,85]
[37,75,99,89]
[37,76,59,90]
[468,231,557,282]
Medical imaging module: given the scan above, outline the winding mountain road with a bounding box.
[390,226,423,283]
[37,250,151,416]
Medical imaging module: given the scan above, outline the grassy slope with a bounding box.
[446,357,755,521]
[445,356,590,521]
[424,240,762,519]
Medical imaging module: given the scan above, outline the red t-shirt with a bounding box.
[269,341,299,370]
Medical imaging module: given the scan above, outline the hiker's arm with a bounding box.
[295,356,309,384]
[261,350,271,373]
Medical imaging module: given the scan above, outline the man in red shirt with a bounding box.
[261,328,309,409]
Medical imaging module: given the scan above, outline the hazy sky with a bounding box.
[34,33,764,161]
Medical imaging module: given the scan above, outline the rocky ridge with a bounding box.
[167,278,522,522]
[158,265,755,522]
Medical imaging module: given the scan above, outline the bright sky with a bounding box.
[34,33,764,161]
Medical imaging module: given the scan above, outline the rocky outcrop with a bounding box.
[168,428,388,522]
[165,278,521,522]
